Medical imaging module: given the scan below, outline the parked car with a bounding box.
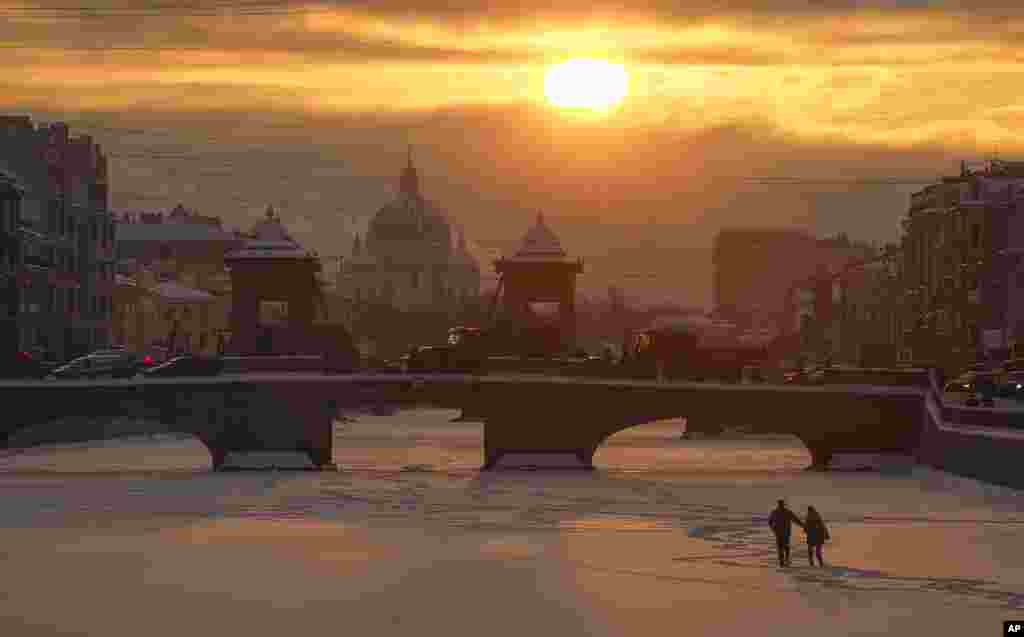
[49,349,155,380]
[0,350,49,379]
[997,372,1024,402]
[943,377,974,395]
[783,366,822,385]
[141,354,224,377]
[954,370,998,407]
[26,347,64,375]
[406,346,455,373]
[142,345,170,365]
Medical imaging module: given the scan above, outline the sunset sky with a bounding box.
[3,1,1023,305]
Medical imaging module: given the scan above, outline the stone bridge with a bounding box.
[0,373,942,471]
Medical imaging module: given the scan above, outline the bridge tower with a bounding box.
[224,206,325,355]
[493,212,584,354]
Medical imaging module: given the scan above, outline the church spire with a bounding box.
[399,144,420,200]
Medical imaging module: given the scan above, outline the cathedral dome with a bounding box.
[365,150,452,256]
[368,198,451,245]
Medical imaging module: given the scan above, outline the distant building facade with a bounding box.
[0,115,114,359]
[714,227,876,336]
[345,153,480,313]
[786,247,901,366]
[899,159,1024,367]
[113,271,219,355]
[115,204,241,279]
[112,204,239,352]
[114,205,237,294]
[0,170,23,356]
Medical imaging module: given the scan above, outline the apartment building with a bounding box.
[0,116,114,359]
[900,159,1024,366]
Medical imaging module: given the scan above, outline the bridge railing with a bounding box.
[222,355,327,374]
[816,366,932,388]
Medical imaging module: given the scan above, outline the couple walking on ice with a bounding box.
[769,499,830,567]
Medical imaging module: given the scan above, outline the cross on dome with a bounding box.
[399,144,420,199]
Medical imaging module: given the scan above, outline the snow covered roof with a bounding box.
[648,314,710,333]
[511,213,567,259]
[250,205,294,242]
[116,223,238,242]
[149,280,215,304]
[225,244,313,260]
[225,205,314,260]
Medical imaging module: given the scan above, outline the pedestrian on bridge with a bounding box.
[803,506,830,567]
[768,499,804,567]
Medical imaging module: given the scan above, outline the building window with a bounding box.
[971,224,980,249]
[411,270,420,289]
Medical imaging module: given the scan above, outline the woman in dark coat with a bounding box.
[804,506,830,567]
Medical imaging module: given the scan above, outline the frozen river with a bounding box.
[0,409,1021,636]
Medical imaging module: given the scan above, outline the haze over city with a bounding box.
[3,4,1024,637]
[5,0,1023,304]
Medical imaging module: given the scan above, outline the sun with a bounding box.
[543,58,629,112]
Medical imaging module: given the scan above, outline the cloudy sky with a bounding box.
[3,1,1023,305]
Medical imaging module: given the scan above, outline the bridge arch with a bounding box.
[592,418,812,472]
[2,415,218,471]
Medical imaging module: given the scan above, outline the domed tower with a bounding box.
[398,145,420,202]
[366,148,451,258]
[493,212,584,354]
[223,205,323,354]
[353,148,477,316]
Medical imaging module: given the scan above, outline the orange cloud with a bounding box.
[1,3,1023,152]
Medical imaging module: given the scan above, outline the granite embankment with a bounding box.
[2,412,361,451]
[917,402,1024,490]
[2,416,179,450]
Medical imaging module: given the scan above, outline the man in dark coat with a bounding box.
[768,499,804,567]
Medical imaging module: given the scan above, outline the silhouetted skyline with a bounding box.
[3,1,1022,305]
